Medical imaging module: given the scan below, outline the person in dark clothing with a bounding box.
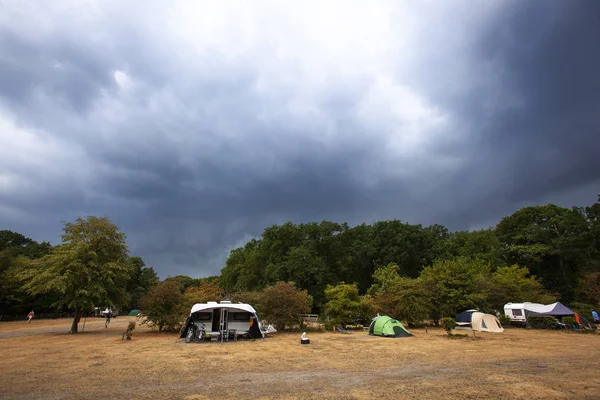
[105,311,112,328]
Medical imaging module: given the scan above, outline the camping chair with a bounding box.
[337,326,352,334]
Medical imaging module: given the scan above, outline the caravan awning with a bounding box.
[524,302,574,316]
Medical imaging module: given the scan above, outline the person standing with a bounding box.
[27,310,34,323]
[105,310,112,328]
[592,310,599,323]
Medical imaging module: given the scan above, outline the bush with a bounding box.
[440,317,456,335]
[527,316,559,329]
[562,316,577,328]
[122,322,136,340]
[498,315,511,326]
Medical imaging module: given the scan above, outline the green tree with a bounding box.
[374,277,432,327]
[0,230,52,259]
[164,275,200,292]
[21,216,132,333]
[139,280,183,332]
[420,258,491,318]
[496,204,589,301]
[180,280,225,316]
[221,239,265,291]
[126,256,159,310]
[442,229,504,267]
[324,282,362,326]
[584,195,600,271]
[575,272,600,308]
[367,262,432,326]
[369,262,402,294]
[284,245,328,308]
[488,265,556,310]
[0,231,53,315]
[260,282,312,330]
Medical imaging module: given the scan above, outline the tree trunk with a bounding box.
[70,310,79,334]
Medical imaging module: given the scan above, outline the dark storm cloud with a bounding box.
[0,1,598,278]
[411,0,600,229]
[0,27,116,114]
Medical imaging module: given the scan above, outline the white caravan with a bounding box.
[180,300,264,342]
[504,302,575,322]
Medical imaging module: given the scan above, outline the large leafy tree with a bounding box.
[126,256,159,310]
[584,195,600,271]
[420,257,491,318]
[575,272,600,308]
[21,216,132,333]
[0,231,54,315]
[260,282,312,330]
[488,265,556,310]
[369,263,432,326]
[181,281,225,312]
[442,229,505,267]
[375,277,432,327]
[496,204,589,301]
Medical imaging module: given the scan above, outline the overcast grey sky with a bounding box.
[1,0,599,278]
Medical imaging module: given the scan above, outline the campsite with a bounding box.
[1,1,600,397]
[1,317,600,399]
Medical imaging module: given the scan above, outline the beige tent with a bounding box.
[470,312,504,332]
[455,309,504,333]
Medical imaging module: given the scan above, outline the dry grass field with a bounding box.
[1,317,600,399]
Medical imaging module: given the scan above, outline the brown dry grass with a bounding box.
[1,318,600,399]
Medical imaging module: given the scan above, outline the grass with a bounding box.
[1,318,600,399]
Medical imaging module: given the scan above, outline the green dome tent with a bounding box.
[369,316,412,338]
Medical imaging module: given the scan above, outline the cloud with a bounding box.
[0,0,598,277]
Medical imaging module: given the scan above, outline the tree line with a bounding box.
[221,197,600,313]
[1,196,599,332]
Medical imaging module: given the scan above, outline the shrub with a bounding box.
[498,315,511,326]
[527,316,559,329]
[562,316,577,328]
[122,321,136,340]
[440,317,457,335]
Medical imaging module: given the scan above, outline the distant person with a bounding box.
[105,311,112,328]
[27,310,34,323]
[592,310,599,323]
